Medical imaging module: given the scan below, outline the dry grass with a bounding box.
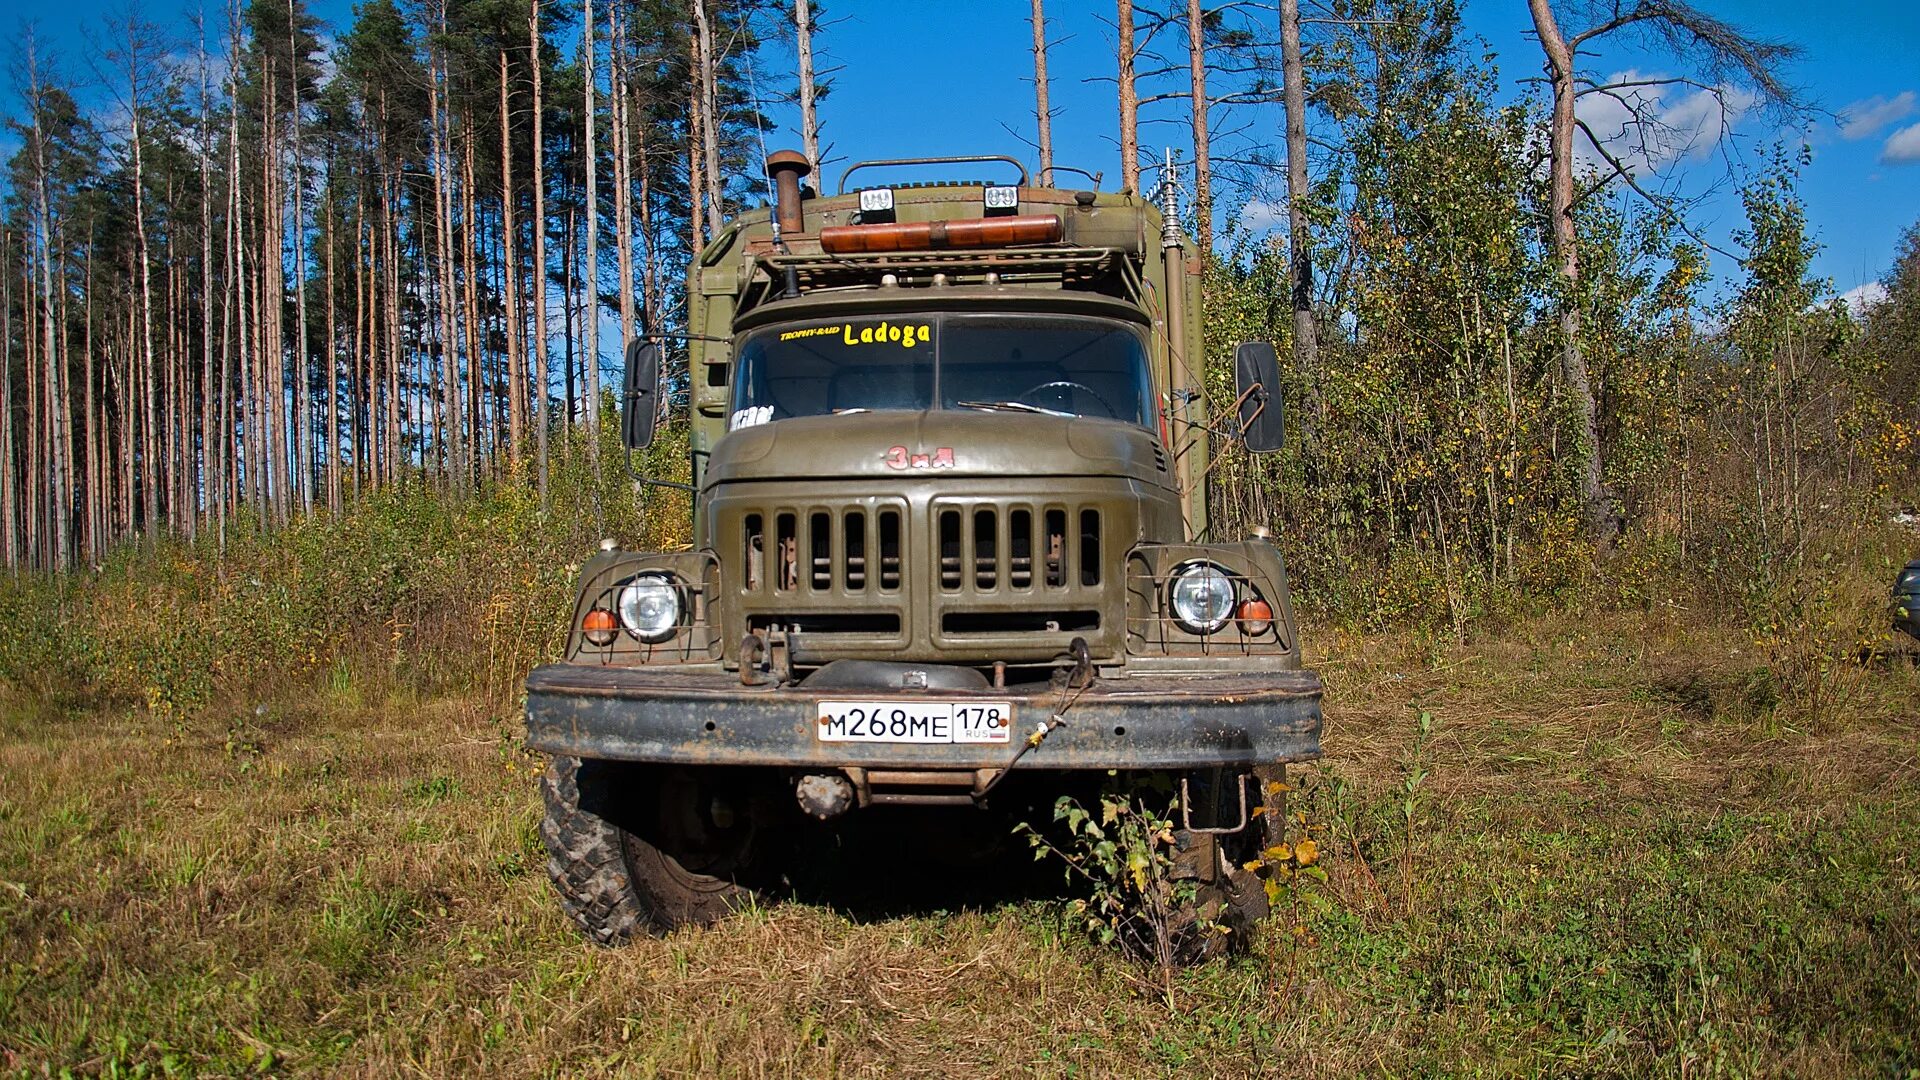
[3,606,1918,1077]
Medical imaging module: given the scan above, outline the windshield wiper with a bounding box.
[955,400,1075,417]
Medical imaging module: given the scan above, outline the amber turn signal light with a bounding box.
[1237,598,1274,636]
[583,608,618,647]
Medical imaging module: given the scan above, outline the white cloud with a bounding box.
[1238,199,1286,234]
[1574,70,1757,176]
[1883,122,1920,164]
[1837,281,1889,315]
[1841,92,1917,140]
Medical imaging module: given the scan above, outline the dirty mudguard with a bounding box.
[524,664,1322,771]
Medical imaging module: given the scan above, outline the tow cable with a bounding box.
[978,638,1094,800]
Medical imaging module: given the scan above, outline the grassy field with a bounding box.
[2,607,1917,1078]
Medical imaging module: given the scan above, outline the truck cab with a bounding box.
[526,152,1322,952]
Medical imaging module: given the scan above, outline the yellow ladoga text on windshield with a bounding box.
[842,321,931,348]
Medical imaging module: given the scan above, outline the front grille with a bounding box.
[935,503,1101,595]
[741,504,905,596]
[717,488,1127,661]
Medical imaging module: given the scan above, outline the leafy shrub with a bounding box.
[0,416,693,713]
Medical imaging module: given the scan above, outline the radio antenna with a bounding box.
[745,62,783,247]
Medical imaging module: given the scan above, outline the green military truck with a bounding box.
[525,151,1323,951]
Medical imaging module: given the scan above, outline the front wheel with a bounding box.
[539,757,766,943]
[1167,827,1270,963]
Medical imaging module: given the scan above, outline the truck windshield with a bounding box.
[729,313,1155,431]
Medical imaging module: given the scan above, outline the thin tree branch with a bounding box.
[1572,115,1746,264]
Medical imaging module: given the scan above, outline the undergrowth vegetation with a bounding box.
[0,420,690,715]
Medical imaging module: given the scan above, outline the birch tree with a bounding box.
[1526,0,1800,541]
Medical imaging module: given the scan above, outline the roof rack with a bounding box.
[740,247,1146,318]
[836,155,1029,194]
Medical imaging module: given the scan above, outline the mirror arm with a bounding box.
[1237,391,1270,439]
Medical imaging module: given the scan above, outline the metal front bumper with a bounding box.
[525,664,1323,771]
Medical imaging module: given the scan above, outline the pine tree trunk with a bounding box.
[233,79,254,518]
[429,27,462,485]
[797,0,819,172]
[119,286,135,536]
[610,3,635,354]
[1279,0,1317,381]
[461,118,483,473]
[582,0,601,434]
[220,6,242,539]
[687,62,706,248]
[57,245,77,554]
[199,20,217,539]
[287,0,313,515]
[1117,0,1139,194]
[1186,0,1210,251]
[562,206,576,424]
[325,177,339,510]
[1030,0,1053,186]
[159,235,176,530]
[696,1,722,225]
[529,0,551,504]
[24,251,40,565]
[30,55,70,567]
[130,66,157,542]
[383,169,401,485]
[638,140,658,332]
[353,198,367,495]
[263,74,286,522]
[500,48,525,470]
[2,230,15,571]
[83,241,98,558]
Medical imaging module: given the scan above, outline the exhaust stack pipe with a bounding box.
[766,149,811,238]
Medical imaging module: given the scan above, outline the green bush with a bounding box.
[0,415,693,713]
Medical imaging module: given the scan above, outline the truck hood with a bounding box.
[703,411,1171,488]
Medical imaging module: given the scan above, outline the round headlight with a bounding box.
[1169,562,1236,635]
[616,573,682,643]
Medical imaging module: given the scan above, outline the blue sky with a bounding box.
[778,0,1919,306]
[5,0,1916,305]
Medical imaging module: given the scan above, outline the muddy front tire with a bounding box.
[539,756,758,943]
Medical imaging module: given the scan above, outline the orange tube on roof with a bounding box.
[818,214,1063,255]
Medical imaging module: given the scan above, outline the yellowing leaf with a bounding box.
[1264,781,1292,795]
[1296,838,1319,866]
[1264,844,1293,862]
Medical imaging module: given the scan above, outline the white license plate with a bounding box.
[815,700,1014,744]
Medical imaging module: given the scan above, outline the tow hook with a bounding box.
[739,630,792,687]
[740,633,768,686]
[1067,636,1094,689]
[1179,770,1252,835]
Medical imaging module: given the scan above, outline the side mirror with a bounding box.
[622,339,660,450]
[1234,341,1284,453]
